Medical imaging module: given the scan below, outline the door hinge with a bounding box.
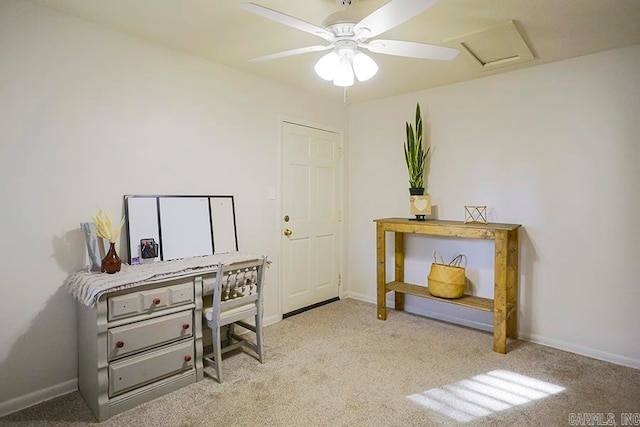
[338,274,342,286]
[338,146,343,159]
[338,210,342,222]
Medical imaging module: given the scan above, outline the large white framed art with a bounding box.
[124,194,238,263]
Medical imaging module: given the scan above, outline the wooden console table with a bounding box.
[374,218,521,354]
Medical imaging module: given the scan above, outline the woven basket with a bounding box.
[427,253,466,299]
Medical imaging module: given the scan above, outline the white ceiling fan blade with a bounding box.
[363,39,459,60]
[354,0,440,40]
[239,3,335,43]
[250,45,332,62]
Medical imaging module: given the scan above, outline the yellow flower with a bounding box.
[92,208,125,243]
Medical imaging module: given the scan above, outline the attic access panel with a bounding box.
[124,195,238,264]
[446,20,534,70]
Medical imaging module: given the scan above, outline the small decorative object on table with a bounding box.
[427,251,467,299]
[92,208,125,274]
[80,222,103,272]
[140,238,159,260]
[410,195,431,221]
[464,205,487,224]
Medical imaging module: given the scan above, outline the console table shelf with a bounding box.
[386,281,495,312]
[374,218,521,354]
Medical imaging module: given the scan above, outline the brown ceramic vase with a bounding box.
[101,242,122,274]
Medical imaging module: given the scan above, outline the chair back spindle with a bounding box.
[203,259,266,382]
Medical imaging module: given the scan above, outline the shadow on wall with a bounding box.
[52,227,86,272]
[518,227,538,338]
[0,286,92,422]
[52,222,128,273]
[0,228,89,418]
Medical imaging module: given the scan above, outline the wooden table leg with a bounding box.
[394,232,405,311]
[493,230,508,354]
[376,223,387,320]
[506,229,519,339]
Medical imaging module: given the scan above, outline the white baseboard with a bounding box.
[345,294,640,370]
[402,300,493,332]
[0,378,77,418]
[264,313,282,327]
[518,332,640,370]
[344,291,375,303]
[345,292,493,332]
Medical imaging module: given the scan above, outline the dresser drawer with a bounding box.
[108,279,194,321]
[108,340,194,397]
[107,311,193,361]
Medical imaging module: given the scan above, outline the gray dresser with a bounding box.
[71,253,266,421]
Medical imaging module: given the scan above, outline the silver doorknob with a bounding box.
[283,229,292,237]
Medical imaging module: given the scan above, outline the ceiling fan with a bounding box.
[239,0,459,87]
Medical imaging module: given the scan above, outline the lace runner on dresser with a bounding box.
[65,251,266,306]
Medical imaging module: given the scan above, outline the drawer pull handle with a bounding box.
[182,323,190,330]
[116,341,124,348]
[153,298,161,305]
[184,355,192,362]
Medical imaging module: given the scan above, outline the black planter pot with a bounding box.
[409,187,425,196]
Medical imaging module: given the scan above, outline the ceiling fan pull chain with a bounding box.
[343,87,348,104]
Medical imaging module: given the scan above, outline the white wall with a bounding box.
[2,0,639,416]
[0,0,347,411]
[347,44,640,368]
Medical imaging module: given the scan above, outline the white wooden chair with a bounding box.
[202,261,266,382]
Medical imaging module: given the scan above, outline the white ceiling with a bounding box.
[28,0,640,104]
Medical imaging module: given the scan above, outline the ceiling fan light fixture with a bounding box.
[314,51,340,81]
[332,55,355,87]
[352,52,378,82]
[241,0,461,92]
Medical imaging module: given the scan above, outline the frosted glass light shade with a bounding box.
[314,48,375,87]
[332,56,354,87]
[314,52,340,81]
[352,52,378,82]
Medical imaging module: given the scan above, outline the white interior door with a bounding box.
[281,121,341,314]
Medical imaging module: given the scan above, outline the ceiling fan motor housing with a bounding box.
[334,39,359,57]
[323,9,366,38]
[326,22,356,37]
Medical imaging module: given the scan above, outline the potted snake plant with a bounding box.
[404,102,431,195]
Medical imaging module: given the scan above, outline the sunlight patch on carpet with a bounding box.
[407,370,565,422]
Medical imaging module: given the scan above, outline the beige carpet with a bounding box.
[1,299,639,426]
